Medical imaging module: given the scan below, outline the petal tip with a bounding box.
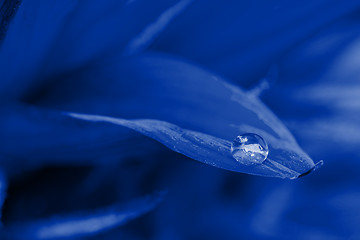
[297,160,324,179]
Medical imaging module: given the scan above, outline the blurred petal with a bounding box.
[0,0,191,99]
[48,0,190,75]
[4,192,165,239]
[262,18,360,164]
[0,0,21,41]
[124,0,193,55]
[150,0,360,86]
[0,104,164,175]
[0,0,77,99]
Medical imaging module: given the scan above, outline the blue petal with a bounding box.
[150,0,360,86]
[0,0,77,98]
[0,104,164,175]
[31,53,317,178]
[0,0,191,99]
[262,18,360,164]
[4,192,165,239]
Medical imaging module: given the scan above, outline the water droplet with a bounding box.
[231,133,269,165]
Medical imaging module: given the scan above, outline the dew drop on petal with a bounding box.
[231,133,269,165]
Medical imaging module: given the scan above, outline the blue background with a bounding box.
[1,0,360,239]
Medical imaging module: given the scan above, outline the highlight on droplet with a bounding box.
[231,133,269,165]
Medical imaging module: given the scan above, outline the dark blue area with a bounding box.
[1,0,360,239]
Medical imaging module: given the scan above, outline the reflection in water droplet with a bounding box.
[231,133,269,165]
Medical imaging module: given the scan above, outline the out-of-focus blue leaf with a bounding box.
[0,0,21,41]
[150,0,360,86]
[0,104,165,176]
[123,0,193,56]
[0,0,192,99]
[3,192,165,239]
[249,178,360,239]
[262,17,360,165]
[24,53,317,179]
[0,0,77,99]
